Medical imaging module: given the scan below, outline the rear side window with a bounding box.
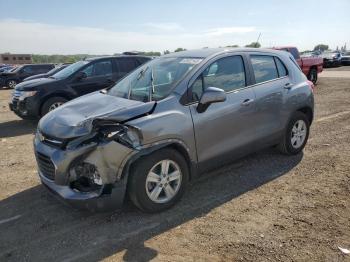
[274,57,288,77]
[190,55,246,101]
[250,55,278,84]
[116,58,138,73]
[137,57,151,65]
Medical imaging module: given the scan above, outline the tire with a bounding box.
[41,97,68,116]
[128,148,189,213]
[278,111,310,155]
[6,80,17,89]
[308,68,318,84]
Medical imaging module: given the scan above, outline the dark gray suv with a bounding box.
[34,48,314,212]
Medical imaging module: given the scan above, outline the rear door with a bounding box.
[69,59,114,96]
[249,54,289,145]
[188,54,257,167]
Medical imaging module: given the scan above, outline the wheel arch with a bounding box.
[122,141,196,186]
[296,106,313,124]
[39,93,73,116]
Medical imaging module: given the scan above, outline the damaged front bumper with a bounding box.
[34,130,136,212]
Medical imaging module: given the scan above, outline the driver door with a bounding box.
[188,55,256,169]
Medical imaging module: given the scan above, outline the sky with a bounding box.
[0,0,349,55]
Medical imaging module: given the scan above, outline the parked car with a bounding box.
[0,64,55,88]
[9,55,152,119]
[341,51,350,65]
[33,48,314,212]
[321,51,342,67]
[0,65,15,73]
[273,46,323,84]
[23,64,71,81]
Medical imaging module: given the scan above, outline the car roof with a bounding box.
[86,55,152,61]
[273,46,296,49]
[163,47,286,58]
[23,63,54,66]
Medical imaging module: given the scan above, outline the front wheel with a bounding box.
[308,68,318,84]
[278,112,310,155]
[6,80,17,89]
[128,148,189,213]
[41,97,68,116]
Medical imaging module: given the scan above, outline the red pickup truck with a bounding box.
[273,46,323,84]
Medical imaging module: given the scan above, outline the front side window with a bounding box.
[82,60,113,77]
[108,57,203,102]
[22,66,34,73]
[251,55,278,84]
[190,56,246,101]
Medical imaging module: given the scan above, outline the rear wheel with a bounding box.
[278,111,310,155]
[128,148,189,213]
[6,80,17,89]
[41,97,68,116]
[308,68,318,84]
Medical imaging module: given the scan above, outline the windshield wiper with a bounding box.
[137,66,149,80]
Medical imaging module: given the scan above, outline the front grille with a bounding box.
[36,152,56,180]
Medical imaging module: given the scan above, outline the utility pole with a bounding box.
[256,33,261,47]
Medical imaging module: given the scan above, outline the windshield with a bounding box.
[12,66,23,73]
[108,57,203,102]
[52,61,89,79]
[47,66,64,75]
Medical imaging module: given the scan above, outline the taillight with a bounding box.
[307,80,314,92]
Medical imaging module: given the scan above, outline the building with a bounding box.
[0,53,32,65]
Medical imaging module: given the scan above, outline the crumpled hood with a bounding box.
[39,92,156,139]
[15,77,58,91]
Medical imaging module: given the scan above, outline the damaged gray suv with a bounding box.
[34,48,314,212]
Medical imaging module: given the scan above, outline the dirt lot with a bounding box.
[0,68,349,262]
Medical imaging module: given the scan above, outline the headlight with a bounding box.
[18,91,37,100]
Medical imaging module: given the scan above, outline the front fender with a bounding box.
[117,139,197,182]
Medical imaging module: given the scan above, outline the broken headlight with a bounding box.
[94,119,142,148]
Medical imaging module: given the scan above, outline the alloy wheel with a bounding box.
[48,102,64,111]
[291,120,307,149]
[8,80,16,88]
[145,159,182,203]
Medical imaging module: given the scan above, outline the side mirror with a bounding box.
[75,71,87,81]
[197,87,226,113]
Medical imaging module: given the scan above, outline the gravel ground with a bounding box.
[0,68,349,262]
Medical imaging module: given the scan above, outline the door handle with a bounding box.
[284,83,292,90]
[241,99,254,106]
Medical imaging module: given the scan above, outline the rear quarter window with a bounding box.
[274,57,288,77]
[250,55,278,84]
